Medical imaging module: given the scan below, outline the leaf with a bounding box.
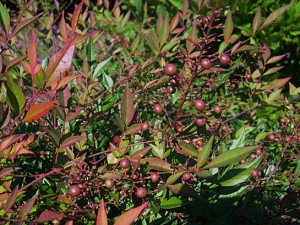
[161,197,183,209]
[262,77,291,90]
[0,167,20,179]
[10,13,42,38]
[233,45,258,54]
[262,4,292,28]
[224,10,233,44]
[114,202,148,225]
[60,135,85,150]
[71,1,83,37]
[0,134,26,152]
[71,33,94,45]
[52,75,80,91]
[20,193,38,220]
[5,185,18,212]
[37,210,65,223]
[96,198,108,225]
[252,6,261,35]
[177,142,198,157]
[59,11,68,43]
[197,136,213,168]
[196,170,213,178]
[141,157,172,172]
[186,23,197,54]
[28,32,37,72]
[166,172,184,185]
[22,101,56,123]
[121,83,134,127]
[93,57,112,78]
[267,89,282,104]
[230,128,245,150]
[168,183,199,199]
[263,66,284,76]
[0,2,10,34]
[159,13,170,47]
[124,123,141,135]
[6,73,26,114]
[203,146,257,169]
[266,54,287,64]
[5,55,27,72]
[255,132,268,142]
[101,173,122,180]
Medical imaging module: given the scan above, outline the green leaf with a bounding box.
[166,172,184,185]
[6,74,26,115]
[203,146,257,169]
[186,23,197,54]
[102,72,113,89]
[93,57,112,78]
[267,89,282,104]
[255,132,268,142]
[34,68,46,88]
[161,197,183,209]
[159,13,170,47]
[0,2,10,34]
[124,123,141,135]
[167,183,199,199]
[20,193,38,220]
[120,83,134,127]
[197,136,213,168]
[177,142,198,157]
[87,38,97,63]
[262,4,292,28]
[230,128,245,150]
[252,6,261,35]
[223,10,233,44]
[141,157,172,172]
[10,13,43,38]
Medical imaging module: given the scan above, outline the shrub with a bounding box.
[0,0,299,224]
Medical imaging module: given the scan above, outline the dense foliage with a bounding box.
[0,0,299,224]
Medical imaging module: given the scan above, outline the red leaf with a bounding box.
[51,75,81,91]
[22,101,56,123]
[21,61,31,74]
[141,157,172,172]
[59,135,85,150]
[113,202,148,225]
[0,134,26,152]
[5,55,27,72]
[37,210,65,223]
[96,198,108,225]
[20,193,38,220]
[5,185,18,212]
[10,13,43,38]
[71,1,83,38]
[59,11,68,43]
[71,33,94,45]
[0,167,20,179]
[28,32,37,72]
[121,83,134,127]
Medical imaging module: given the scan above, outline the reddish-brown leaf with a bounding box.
[96,198,108,225]
[5,185,18,212]
[20,193,38,220]
[124,123,141,135]
[59,135,85,150]
[224,10,233,44]
[141,157,172,172]
[59,11,68,43]
[252,6,261,35]
[113,202,148,225]
[71,1,83,38]
[20,61,31,74]
[0,134,25,152]
[121,83,134,127]
[37,210,65,223]
[10,13,43,38]
[51,75,80,91]
[5,55,27,72]
[71,33,94,45]
[0,167,20,179]
[28,32,37,72]
[22,101,56,123]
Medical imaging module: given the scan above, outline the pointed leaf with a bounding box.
[224,10,233,44]
[161,197,183,209]
[22,101,56,123]
[114,202,148,225]
[159,13,170,47]
[252,6,261,35]
[141,157,172,172]
[5,185,18,212]
[28,32,37,71]
[5,55,27,72]
[96,198,108,225]
[71,33,94,45]
[124,123,141,135]
[0,134,25,152]
[262,4,292,28]
[263,66,284,76]
[0,2,10,34]
[0,167,20,179]
[203,146,257,169]
[121,83,134,127]
[267,89,282,104]
[52,75,80,91]
[59,11,68,43]
[262,77,291,90]
[166,172,184,185]
[71,1,83,37]
[6,74,26,114]
[60,136,85,150]
[37,210,65,223]
[10,13,42,38]
[197,136,213,168]
[20,193,38,220]
[177,142,198,157]
[186,23,197,54]
[168,183,199,198]
[266,54,287,64]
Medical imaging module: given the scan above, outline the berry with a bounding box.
[182,172,191,181]
[284,136,292,143]
[214,105,222,114]
[219,53,230,66]
[115,35,121,42]
[197,145,204,151]
[141,122,149,131]
[250,153,256,159]
[255,148,262,154]
[164,63,177,76]
[194,100,206,111]
[52,219,60,225]
[176,126,183,133]
[251,170,259,177]
[196,117,206,127]
[165,85,176,94]
[68,185,81,197]
[150,173,160,183]
[267,134,275,141]
[105,179,115,189]
[201,58,212,70]
[169,78,179,87]
[136,187,147,198]
[279,118,286,123]
[153,104,163,114]
[240,159,245,164]
[120,159,130,169]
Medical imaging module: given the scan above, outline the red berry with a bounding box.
[196,117,206,127]
[219,53,230,66]
[245,74,252,80]
[182,172,191,181]
[120,159,130,169]
[115,35,121,42]
[279,118,286,123]
[153,104,163,114]
[255,148,262,154]
[197,145,204,151]
[267,134,275,141]
[176,126,184,133]
[164,63,177,76]
[250,153,257,159]
[194,100,206,111]
[136,187,147,198]
[165,85,176,94]
[52,219,60,225]
[214,105,222,114]
[68,185,81,197]
[150,173,160,183]
[284,136,292,143]
[251,170,259,177]
[201,58,212,70]
[105,179,115,189]
[141,122,149,131]
[240,159,245,164]
[169,78,179,87]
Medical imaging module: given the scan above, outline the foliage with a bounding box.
[0,0,299,224]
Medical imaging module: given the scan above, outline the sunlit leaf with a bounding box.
[0,2,10,34]
[252,6,261,35]
[10,13,43,38]
[161,197,183,209]
[166,172,184,185]
[141,157,172,172]
[262,4,292,28]
[71,1,83,37]
[6,73,26,114]
[20,193,38,220]
[37,210,65,223]
[121,83,134,127]
[197,136,213,168]
[177,142,198,157]
[22,101,56,123]
[96,198,108,225]
[60,135,86,150]
[0,134,25,152]
[224,10,233,43]
[59,11,68,43]
[114,202,148,225]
